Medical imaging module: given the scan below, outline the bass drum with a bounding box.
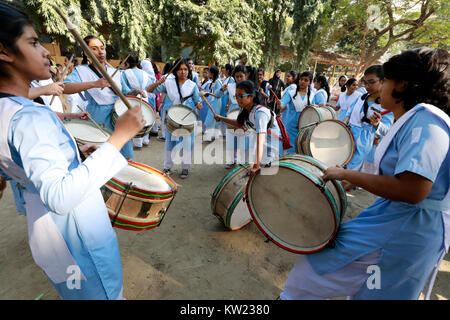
[245,154,347,254]
[298,105,336,130]
[295,119,355,167]
[211,165,252,231]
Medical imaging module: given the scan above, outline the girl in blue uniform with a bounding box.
[147,58,202,179]
[217,65,248,168]
[281,47,449,300]
[121,52,156,148]
[215,80,283,173]
[203,66,223,142]
[344,65,394,171]
[63,36,143,160]
[278,72,313,154]
[335,78,362,122]
[311,74,330,105]
[0,3,145,299]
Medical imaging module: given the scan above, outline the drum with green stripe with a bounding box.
[101,161,177,231]
[245,154,346,254]
[211,165,252,231]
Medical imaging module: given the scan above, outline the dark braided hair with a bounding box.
[293,71,313,104]
[383,47,449,114]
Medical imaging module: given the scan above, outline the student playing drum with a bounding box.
[280,47,450,300]
[147,58,202,179]
[0,3,145,299]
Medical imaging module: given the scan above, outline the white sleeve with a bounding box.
[10,108,127,215]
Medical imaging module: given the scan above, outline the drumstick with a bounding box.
[162,57,183,80]
[75,105,109,137]
[181,104,200,121]
[201,95,218,117]
[52,5,133,111]
[100,54,130,90]
[49,54,74,105]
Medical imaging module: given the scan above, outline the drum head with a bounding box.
[114,96,156,127]
[168,104,198,126]
[114,164,172,193]
[229,199,252,230]
[64,119,111,144]
[309,120,355,167]
[246,161,338,253]
[298,106,321,129]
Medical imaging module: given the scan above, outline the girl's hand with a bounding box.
[0,175,6,199]
[128,89,147,98]
[45,82,65,96]
[249,164,261,178]
[70,112,89,120]
[214,114,222,122]
[94,78,110,89]
[221,84,228,92]
[322,165,346,181]
[196,102,203,110]
[79,143,98,156]
[369,111,381,128]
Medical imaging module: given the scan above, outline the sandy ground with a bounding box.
[0,124,448,300]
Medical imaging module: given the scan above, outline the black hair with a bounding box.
[162,62,172,75]
[236,80,259,124]
[293,71,313,103]
[151,61,160,75]
[0,2,32,78]
[232,65,247,79]
[125,52,140,69]
[383,47,449,114]
[364,64,384,79]
[314,74,330,102]
[341,78,357,93]
[201,67,210,86]
[246,66,258,87]
[81,35,104,65]
[172,58,191,104]
[288,70,297,80]
[225,63,233,77]
[209,65,219,91]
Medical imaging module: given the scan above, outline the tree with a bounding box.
[313,0,449,73]
[290,0,336,70]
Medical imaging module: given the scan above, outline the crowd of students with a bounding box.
[0,2,449,301]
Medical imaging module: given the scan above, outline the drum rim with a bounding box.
[211,165,252,230]
[245,161,339,254]
[104,161,177,202]
[107,210,163,231]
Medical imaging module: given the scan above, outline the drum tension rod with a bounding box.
[111,182,134,227]
[264,236,273,243]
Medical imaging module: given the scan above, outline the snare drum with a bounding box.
[296,119,355,167]
[298,105,336,129]
[166,104,198,137]
[211,165,252,231]
[111,96,157,138]
[245,154,347,254]
[225,109,249,136]
[63,119,112,147]
[101,161,178,231]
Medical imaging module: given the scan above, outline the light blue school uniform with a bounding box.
[345,97,394,171]
[280,87,311,154]
[220,77,235,117]
[192,71,200,86]
[203,79,223,130]
[248,105,283,163]
[1,96,127,299]
[64,65,134,159]
[153,80,201,165]
[311,88,328,105]
[336,91,362,122]
[356,87,368,95]
[121,68,156,108]
[307,105,449,299]
[199,80,211,124]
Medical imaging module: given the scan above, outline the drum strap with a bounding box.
[111,182,133,227]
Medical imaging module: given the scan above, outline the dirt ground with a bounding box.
[0,125,448,300]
